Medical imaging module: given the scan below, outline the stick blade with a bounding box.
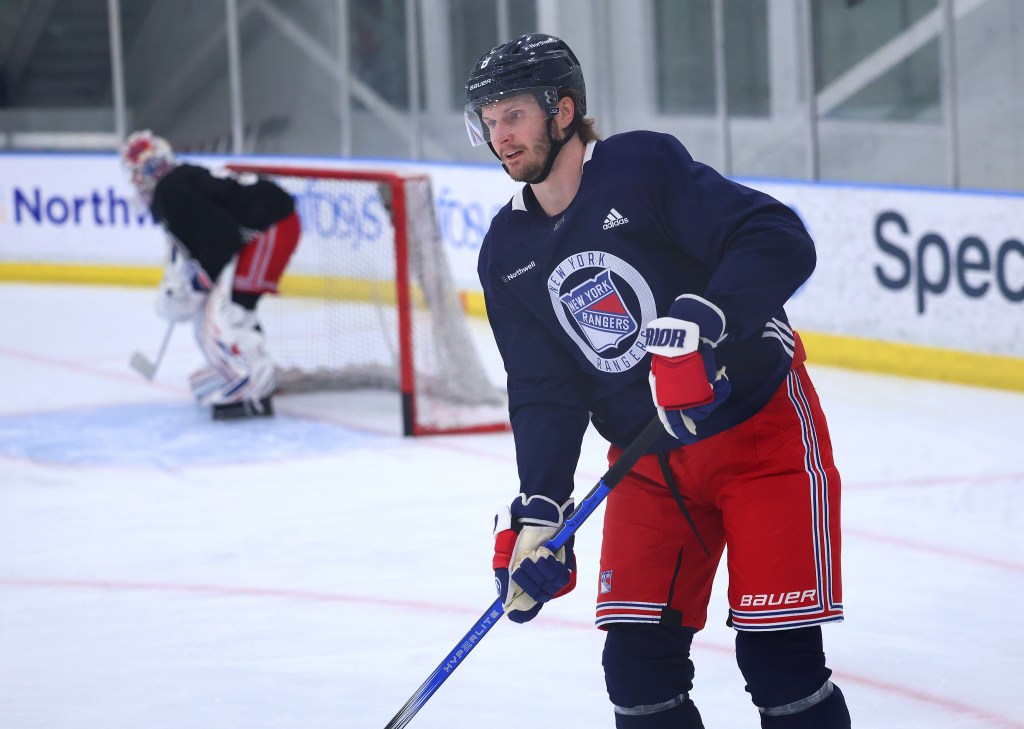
[129,352,157,380]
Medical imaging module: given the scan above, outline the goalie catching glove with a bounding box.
[493,494,576,624]
[646,294,731,443]
[155,241,211,323]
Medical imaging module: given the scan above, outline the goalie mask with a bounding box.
[464,33,585,183]
[121,129,176,206]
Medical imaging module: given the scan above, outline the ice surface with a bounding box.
[1,283,1021,728]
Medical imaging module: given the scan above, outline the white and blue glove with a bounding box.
[645,294,731,443]
[492,494,576,624]
[155,240,210,322]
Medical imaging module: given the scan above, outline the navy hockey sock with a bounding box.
[603,624,703,727]
[615,697,704,728]
[736,627,850,728]
[735,626,831,707]
[759,683,851,728]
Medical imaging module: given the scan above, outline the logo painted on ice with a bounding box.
[548,251,657,374]
[559,270,637,352]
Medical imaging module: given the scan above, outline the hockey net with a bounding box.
[226,164,509,436]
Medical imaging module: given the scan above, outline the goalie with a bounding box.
[121,130,301,419]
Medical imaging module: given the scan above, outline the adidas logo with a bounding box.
[602,208,629,230]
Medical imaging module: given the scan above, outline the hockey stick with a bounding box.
[129,322,174,381]
[383,415,667,729]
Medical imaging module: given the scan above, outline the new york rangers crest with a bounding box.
[559,270,637,352]
[548,251,657,373]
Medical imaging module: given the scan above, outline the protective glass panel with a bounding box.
[121,1,229,151]
[813,0,940,121]
[652,0,768,118]
[653,0,714,115]
[0,0,121,149]
[351,0,410,111]
[448,0,538,112]
[237,1,344,157]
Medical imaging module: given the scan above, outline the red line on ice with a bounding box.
[1,576,1021,728]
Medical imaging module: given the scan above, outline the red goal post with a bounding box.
[226,163,510,436]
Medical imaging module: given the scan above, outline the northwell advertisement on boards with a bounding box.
[1,152,1021,359]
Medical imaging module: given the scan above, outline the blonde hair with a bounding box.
[564,90,599,143]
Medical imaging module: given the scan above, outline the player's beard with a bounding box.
[505,132,552,183]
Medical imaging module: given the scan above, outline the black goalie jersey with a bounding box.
[478,131,817,503]
[150,163,295,282]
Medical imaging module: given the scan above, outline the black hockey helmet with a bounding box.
[464,33,586,147]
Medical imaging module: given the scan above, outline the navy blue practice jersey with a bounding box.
[478,131,817,503]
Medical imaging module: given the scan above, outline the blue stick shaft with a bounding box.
[384,598,505,729]
[546,416,665,551]
[383,416,665,728]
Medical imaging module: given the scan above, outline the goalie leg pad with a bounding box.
[195,259,277,406]
[189,366,227,402]
[603,624,703,727]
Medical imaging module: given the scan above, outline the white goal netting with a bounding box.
[227,164,509,436]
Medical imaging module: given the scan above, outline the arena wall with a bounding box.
[1,152,1021,391]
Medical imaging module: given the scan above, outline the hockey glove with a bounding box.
[493,494,577,624]
[646,294,731,443]
[155,242,210,322]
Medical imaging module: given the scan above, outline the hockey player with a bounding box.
[121,130,300,418]
[465,35,851,727]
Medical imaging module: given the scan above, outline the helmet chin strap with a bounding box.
[526,117,577,185]
[489,116,579,185]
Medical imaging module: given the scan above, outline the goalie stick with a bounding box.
[129,322,174,381]
[383,415,668,729]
